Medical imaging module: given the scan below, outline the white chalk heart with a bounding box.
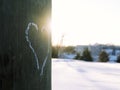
[25,22,50,76]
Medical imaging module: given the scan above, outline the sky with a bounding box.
[52,0,120,46]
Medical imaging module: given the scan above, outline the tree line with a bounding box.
[52,46,120,63]
[75,47,120,63]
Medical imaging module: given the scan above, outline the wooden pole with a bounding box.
[0,0,51,90]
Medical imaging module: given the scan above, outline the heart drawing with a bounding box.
[25,22,50,77]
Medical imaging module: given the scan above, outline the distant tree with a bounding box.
[117,55,120,63]
[63,46,75,53]
[74,52,82,60]
[82,47,93,61]
[99,51,109,62]
[52,46,58,58]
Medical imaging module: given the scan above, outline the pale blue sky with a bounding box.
[52,0,120,46]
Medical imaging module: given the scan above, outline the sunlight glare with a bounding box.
[52,0,120,46]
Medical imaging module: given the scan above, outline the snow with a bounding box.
[52,59,120,90]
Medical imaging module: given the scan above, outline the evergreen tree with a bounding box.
[52,46,58,58]
[74,52,82,60]
[82,47,93,61]
[117,55,120,63]
[99,51,109,62]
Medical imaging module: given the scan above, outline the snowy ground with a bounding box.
[52,58,120,90]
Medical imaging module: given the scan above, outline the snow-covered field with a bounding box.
[52,58,120,90]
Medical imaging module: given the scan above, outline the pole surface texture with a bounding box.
[0,0,51,90]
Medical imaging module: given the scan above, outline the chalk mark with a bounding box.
[25,22,50,76]
[25,22,39,70]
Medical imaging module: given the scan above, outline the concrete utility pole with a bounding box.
[0,0,51,90]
